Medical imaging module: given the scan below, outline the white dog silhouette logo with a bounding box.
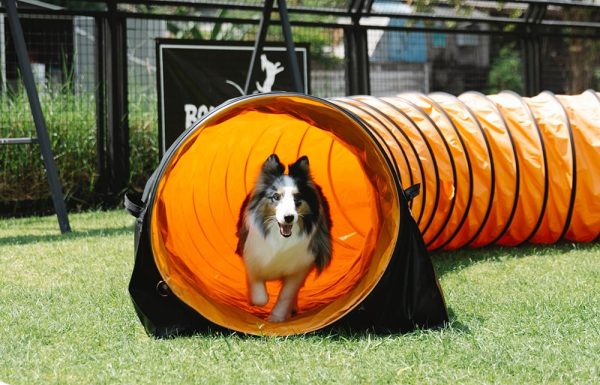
[256,54,285,93]
[186,54,291,127]
[225,54,285,95]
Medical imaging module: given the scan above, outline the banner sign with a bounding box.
[157,39,310,154]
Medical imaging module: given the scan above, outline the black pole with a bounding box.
[94,16,108,197]
[3,0,71,233]
[105,0,129,200]
[244,0,274,95]
[344,23,370,95]
[522,3,545,96]
[276,0,303,93]
[346,0,370,95]
[523,36,541,96]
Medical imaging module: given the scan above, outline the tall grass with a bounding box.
[128,87,159,192]
[0,81,159,211]
[0,81,96,206]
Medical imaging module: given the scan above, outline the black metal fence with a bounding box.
[1,0,600,212]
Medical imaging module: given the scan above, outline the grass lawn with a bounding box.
[0,210,598,384]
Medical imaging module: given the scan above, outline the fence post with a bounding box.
[522,3,545,96]
[94,16,108,197]
[276,0,303,93]
[345,0,370,95]
[344,22,370,95]
[104,0,129,200]
[3,0,71,233]
[244,0,273,95]
[523,37,541,97]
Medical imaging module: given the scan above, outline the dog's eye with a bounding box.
[271,193,280,201]
[294,198,301,207]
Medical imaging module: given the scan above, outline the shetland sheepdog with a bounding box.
[236,154,332,322]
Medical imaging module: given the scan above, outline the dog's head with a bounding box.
[249,154,320,238]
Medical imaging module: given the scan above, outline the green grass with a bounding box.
[0,210,598,384]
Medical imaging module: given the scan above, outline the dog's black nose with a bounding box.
[284,215,294,223]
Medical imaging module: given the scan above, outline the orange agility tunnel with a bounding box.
[333,90,600,249]
[335,91,600,250]
[128,91,599,337]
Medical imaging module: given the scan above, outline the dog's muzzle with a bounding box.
[279,223,293,237]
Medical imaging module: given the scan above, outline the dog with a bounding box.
[236,154,332,322]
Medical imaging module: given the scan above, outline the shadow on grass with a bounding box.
[0,225,133,246]
[431,241,599,277]
[276,310,471,339]
[444,307,472,333]
[157,305,472,340]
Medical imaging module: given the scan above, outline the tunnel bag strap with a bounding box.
[404,183,421,202]
[124,192,145,218]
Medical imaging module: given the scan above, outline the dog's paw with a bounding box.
[267,312,287,323]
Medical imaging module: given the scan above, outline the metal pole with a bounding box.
[344,25,357,95]
[105,0,129,200]
[522,3,545,96]
[3,0,71,233]
[94,16,108,196]
[276,0,303,93]
[244,0,274,95]
[345,1,370,95]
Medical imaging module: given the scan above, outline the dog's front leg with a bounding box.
[269,268,310,322]
[247,275,269,307]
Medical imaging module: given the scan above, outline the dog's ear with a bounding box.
[289,156,310,180]
[261,154,285,177]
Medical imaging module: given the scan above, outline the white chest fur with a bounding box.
[243,213,315,281]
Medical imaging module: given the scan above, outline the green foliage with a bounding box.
[166,21,207,41]
[409,0,474,15]
[0,82,96,205]
[128,90,159,192]
[595,68,600,89]
[287,0,346,6]
[288,27,343,70]
[486,45,524,94]
[1,210,599,384]
[0,81,158,208]
[166,8,255,41]
[164,5,343,70]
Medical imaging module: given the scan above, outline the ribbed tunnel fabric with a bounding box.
[332,91,599,248]
[150,95,401,335]
[148,91,600,335]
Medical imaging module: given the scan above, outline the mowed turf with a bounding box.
[0,210,598,384]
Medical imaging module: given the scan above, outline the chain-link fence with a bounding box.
[0,11,97,214]
[1,0,600,213]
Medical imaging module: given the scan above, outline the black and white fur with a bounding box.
[236,154,332,322]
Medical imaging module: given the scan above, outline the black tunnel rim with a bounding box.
[427,92,494,249]
[396,94,453,243]
[585,90,600,242]
[332,98,406,189]
[542,91,577,242]
[144,91,406,333]
[376,97,433,227]
[500,90,550,245]
[430,92,473,249]
[426,93,473,250]
[381,96,443,237]
[334,97,421,211]
[466,91,521,246]
[399,93,460,249]
[453,94,497,248]
[345,95,439,226]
